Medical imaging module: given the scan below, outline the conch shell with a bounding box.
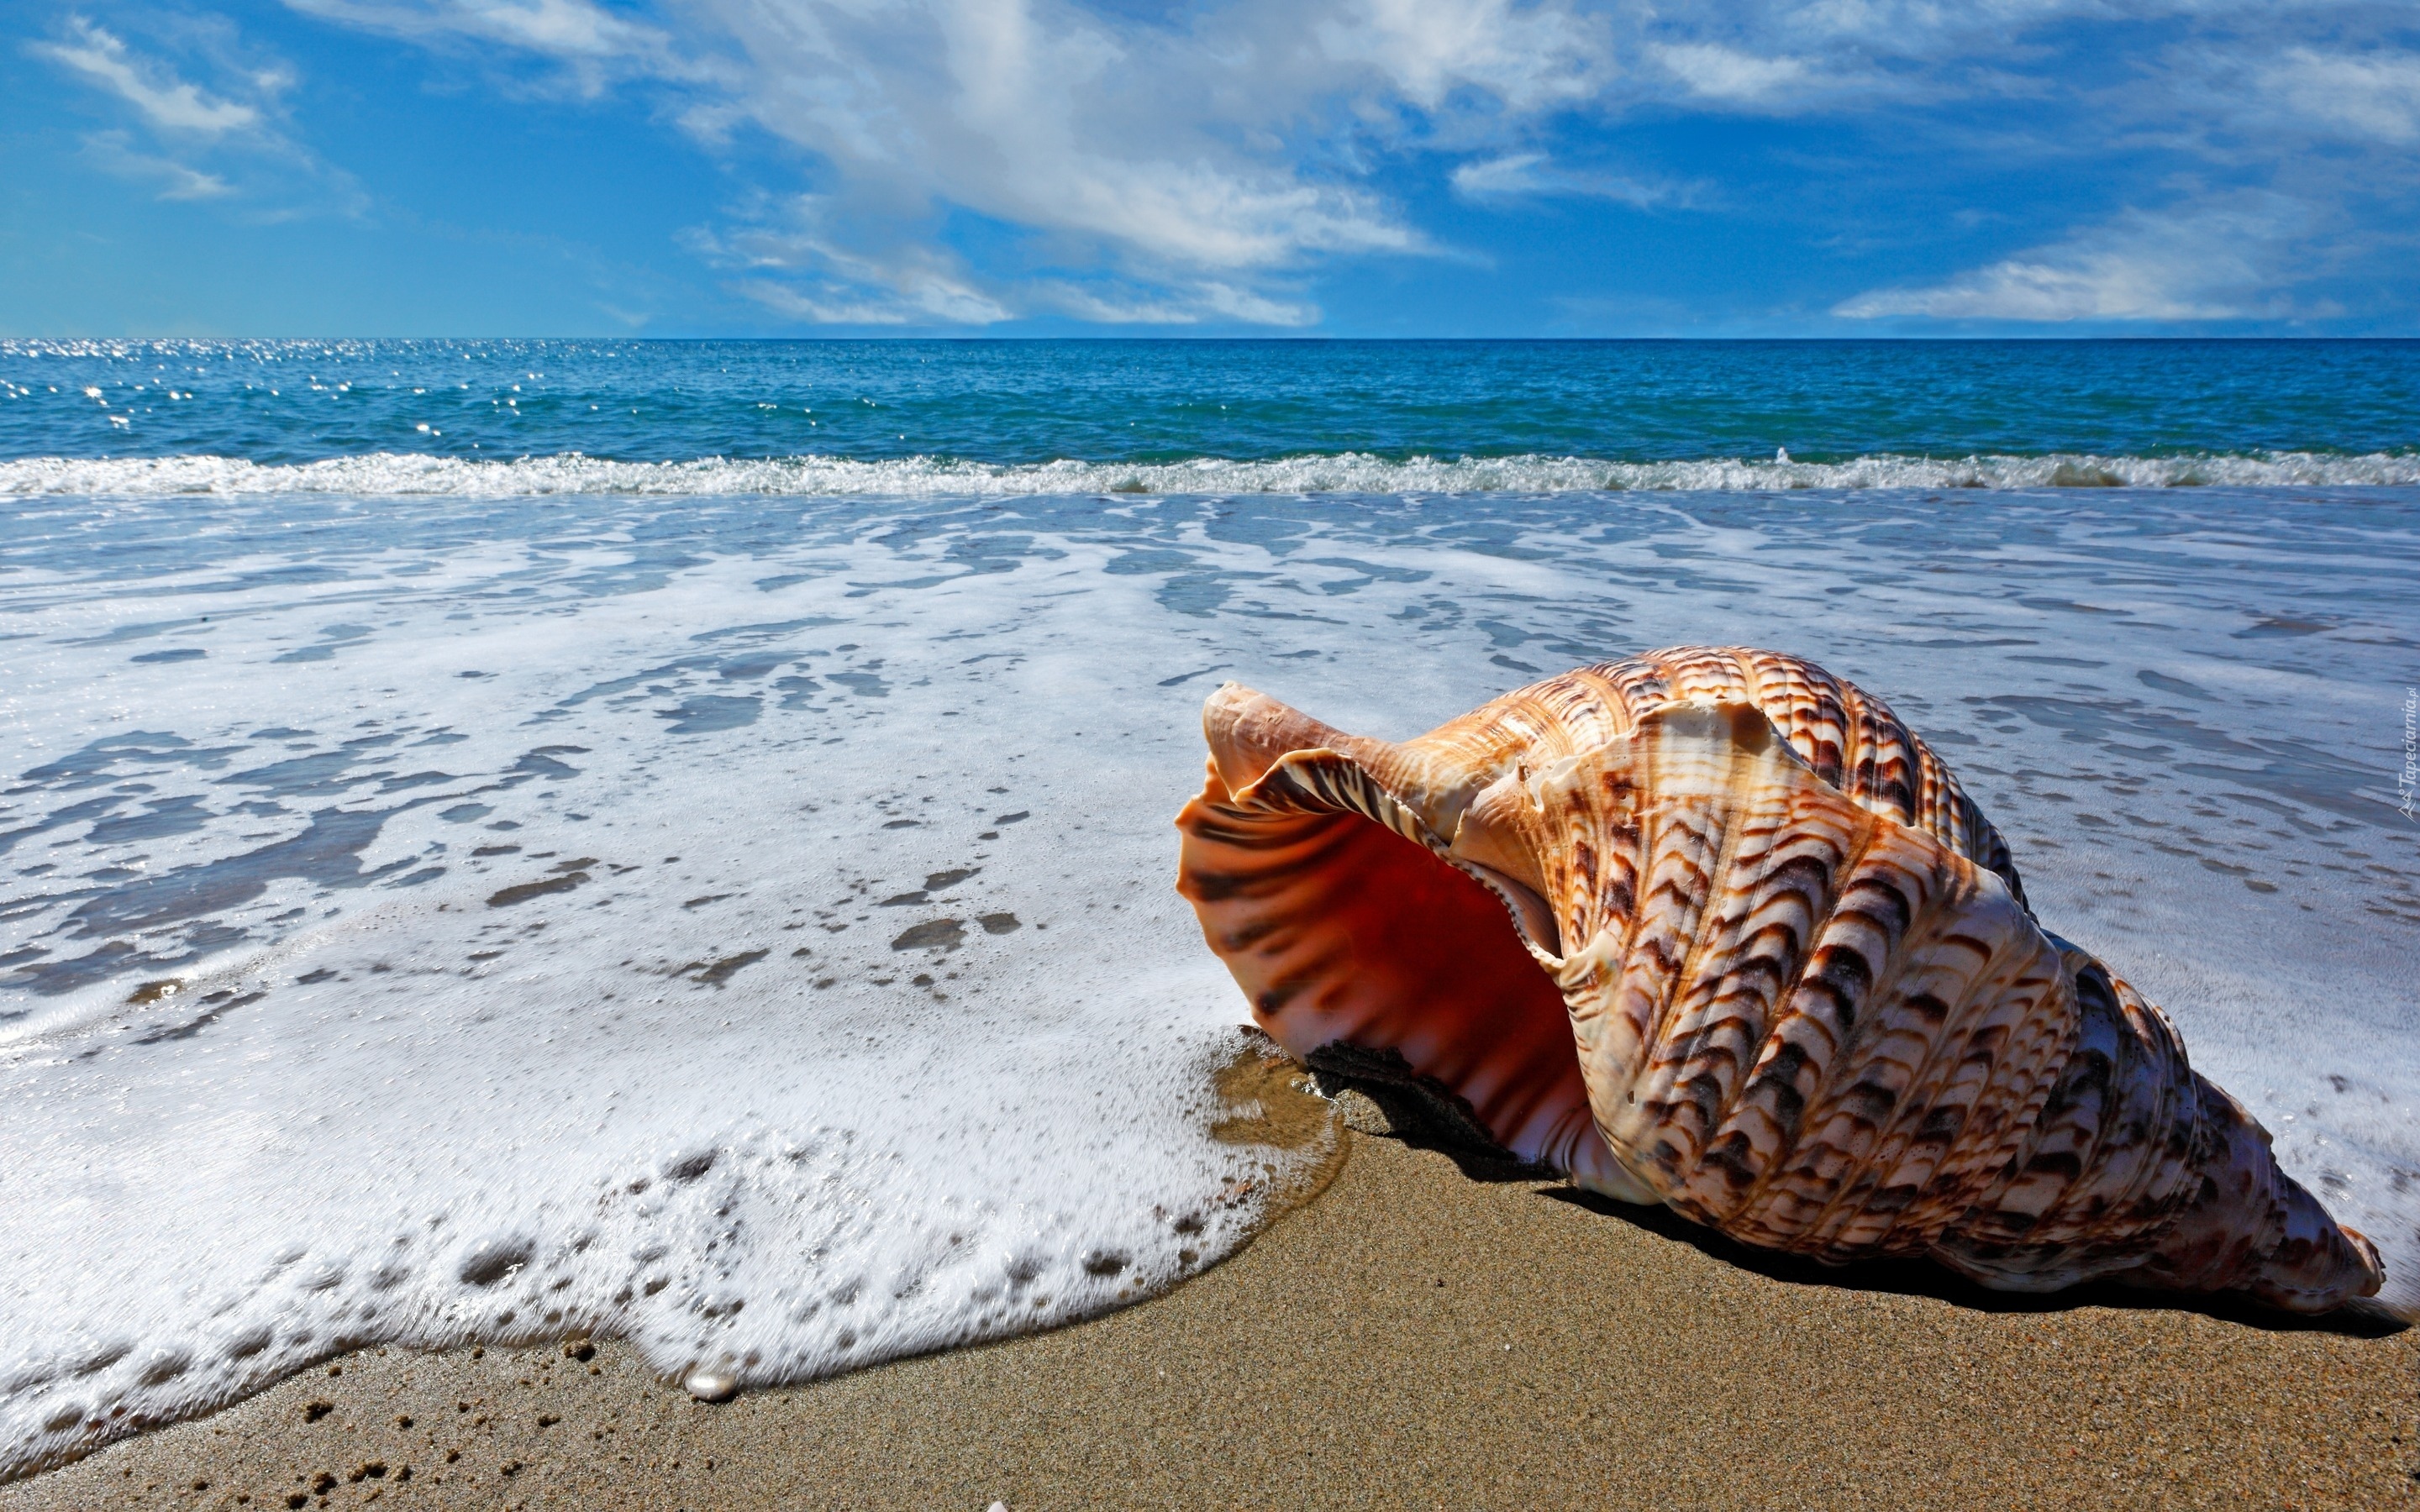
[1175,648,2384,1314]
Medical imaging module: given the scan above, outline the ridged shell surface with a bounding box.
[1175,648,2385,1314]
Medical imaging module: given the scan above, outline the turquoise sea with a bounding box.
[3,338,2418,486]
[0,339,2414,1474]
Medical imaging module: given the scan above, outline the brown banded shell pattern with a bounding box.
[1528,704,2075,1262]
[1295,646,2028,911]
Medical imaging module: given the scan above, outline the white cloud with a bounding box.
[678,0,1440,273]
[1316,0,1611,112]
[1034,280,1321,325]
[279,0,701,91]
[160,165,235,200]
[2259,47,2420,144]
[1449,152,1539,194]
[701,192,1332,326]
[35,19,264,134]
[736,278,1011,325]
[701,207,1018,325]
[439,0,661,58]
[78,131,237,199]
[31,17,366,213]
[1833,202,2299,322]
[1449,151,1696,207]
[1651,42,1809,103]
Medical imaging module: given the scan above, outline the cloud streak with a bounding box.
[1650,42,1809,104]
[1449,151,1699,207]
[33,15,366,217]
[77,131,239,199]
[1834,202,2308,323]
[34,18,266,134]
[2258,47,2420,145]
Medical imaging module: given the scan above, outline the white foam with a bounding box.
[2,486,2414,1478]
[3,448,2419,498]
[0,533,1339,1477]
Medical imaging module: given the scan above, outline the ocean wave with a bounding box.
[4,449,2419,498]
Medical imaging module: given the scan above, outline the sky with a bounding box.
[3,0,2417,336]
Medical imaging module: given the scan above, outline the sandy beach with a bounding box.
[6,1093,2413,1512]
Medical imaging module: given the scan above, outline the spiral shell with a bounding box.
[1175,648,2384,1313]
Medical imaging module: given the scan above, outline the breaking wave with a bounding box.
[5,449,2419,498]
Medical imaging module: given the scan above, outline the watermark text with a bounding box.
[2402,685,2417,821]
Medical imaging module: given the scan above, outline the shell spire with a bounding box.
[1175,648,2386,1315]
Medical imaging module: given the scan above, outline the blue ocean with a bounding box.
[6,337,2420,488]
[1,339,2415,1474]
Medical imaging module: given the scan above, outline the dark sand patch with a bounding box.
[484,874,585,908]
[888,919,963,951]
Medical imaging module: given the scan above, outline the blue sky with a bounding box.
[4,0,2417,336]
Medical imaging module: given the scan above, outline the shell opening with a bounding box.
[1176,737,1630,1195]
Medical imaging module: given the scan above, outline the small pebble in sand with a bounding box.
[684,1370,739,1403]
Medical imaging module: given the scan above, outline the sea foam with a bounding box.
[3,448,2420,499]
[2,485,2415,1477]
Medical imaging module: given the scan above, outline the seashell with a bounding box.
[1175,648,2385,1314]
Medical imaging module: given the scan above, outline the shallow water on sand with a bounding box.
[1,483,2415,1474]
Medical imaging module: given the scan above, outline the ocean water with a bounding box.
[2,340,2417,1476]
[7,337,2420,494]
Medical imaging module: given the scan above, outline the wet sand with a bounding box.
[4,1124,2414,1512]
